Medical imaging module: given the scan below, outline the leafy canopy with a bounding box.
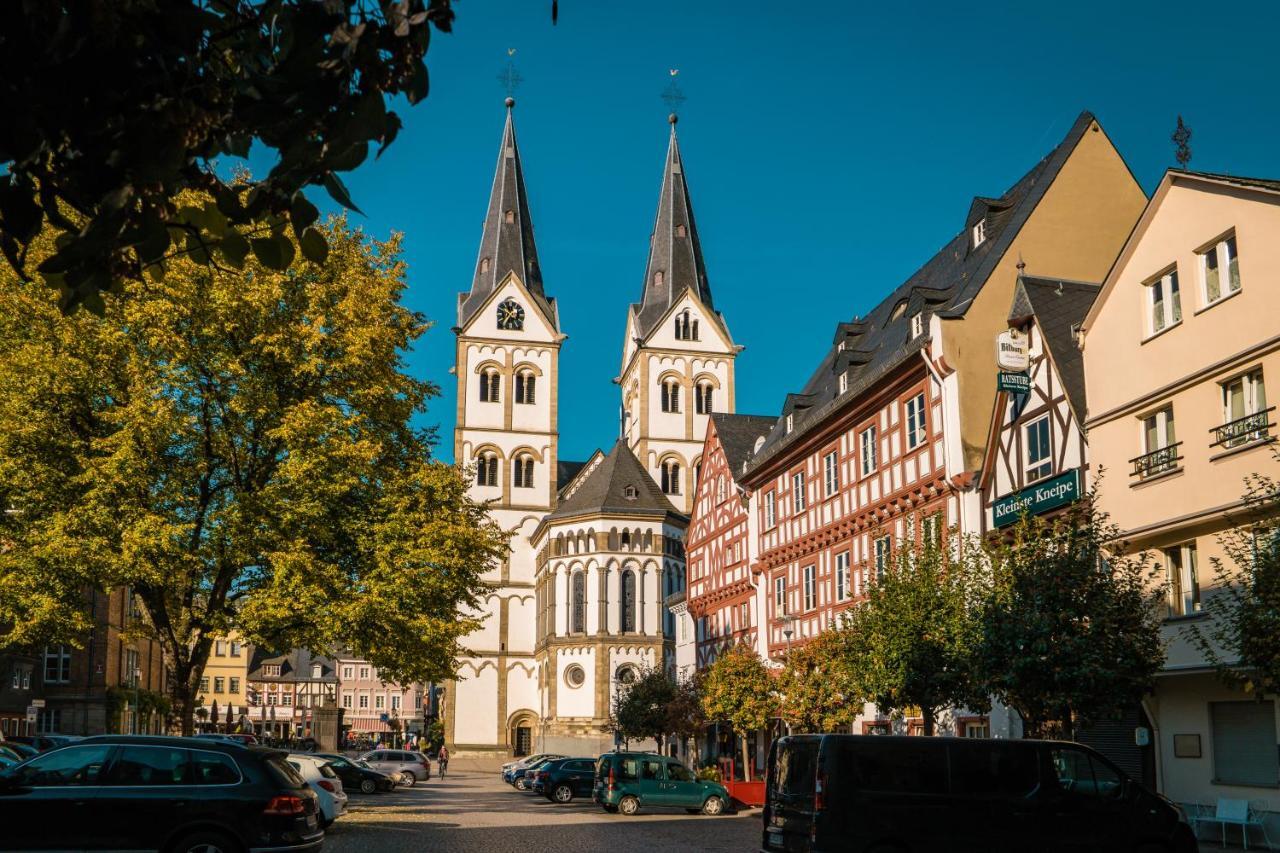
[777,628,859,733]
[0,0,455,311]
[0,201,506,731]
[609,666,677,745]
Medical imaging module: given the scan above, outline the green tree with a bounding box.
[978,502,1165,739]
[840,530,987,736]
[0,1,460,311]
[0,205,506,733]
[1183,458,1280,698]
[665,672,707,759]
[700,643,775,781]
[609,666,676,749]
[778,628,860,733]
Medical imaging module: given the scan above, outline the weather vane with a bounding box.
[1172,115,1192,170]
[662,68,686,119]
[498,48,523,102]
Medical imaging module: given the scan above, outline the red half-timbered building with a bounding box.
[685,414,775,668]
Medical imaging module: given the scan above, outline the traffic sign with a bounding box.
[31,699,45,708]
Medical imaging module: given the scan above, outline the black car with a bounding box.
[537,757,597,804]
[5,734,83,753]
[764,734,1198,853]
[0,734,323,853]
[312,752,396,794]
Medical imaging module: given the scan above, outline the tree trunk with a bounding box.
[922,705,936,737]
[1060,706,1074,742]
[740,731,752,782]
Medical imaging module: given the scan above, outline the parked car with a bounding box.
[359,749,431,786]
[517,757,561,792]
[0,755,14,771]
[502,753,563,784]
[762,734,1199,853]
[313,752,397,794]
[0,745,24,764]
[5,734,83,752]
[0,734,323,853]
[593,752,730,816]
[0,742,37,761]
[191,732,257,747]
[288,753,348,828]
[537,757,598,803]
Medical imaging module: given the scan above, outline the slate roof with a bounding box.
[1010,275,1099,422]
[247,648,338,683]
[544,440,685,524]
[710,413,776,479]
[633,119,719,339]
[745,111,1101,477]
[556,459,587,494]
[458,101,555,329]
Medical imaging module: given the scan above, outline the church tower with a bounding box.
[449,97,561,757]
[620,115,740,515]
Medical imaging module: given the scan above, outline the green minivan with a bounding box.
[593,751,731,816]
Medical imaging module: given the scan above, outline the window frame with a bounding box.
[773,576,786,613]
[764,490,777,529]
[1024,414,1053,483]
[1198,232,1241,308]
[972,219,986,247]
[1144,266,1182,338]
[823,450,840,497]
[792,470,806,513]
[835,551,850,602]
[1164,542,1201,618]
[905,392,927,450]
[802,565,816,612]
[860,425,879,477]
[873,535,891,580]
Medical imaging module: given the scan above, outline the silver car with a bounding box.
[359,749,432,786]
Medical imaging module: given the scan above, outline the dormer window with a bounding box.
[674,310,699,341]
[785,414,793,434]
[890,301,907,322]
[972,219,987,247]
[504,209,515,224]
[911,313,924,339]
[838,373,849,394]
[675,224,687,238]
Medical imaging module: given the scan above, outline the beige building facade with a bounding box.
[1082,169,1280,834]
[195,631,250,729]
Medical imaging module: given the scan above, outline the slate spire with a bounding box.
[459,98,551,329]
[634,116,713,338]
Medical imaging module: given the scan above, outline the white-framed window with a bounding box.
[774,576,786,613]
[922,512,943,547]
[792,471,806,512]
[740,602,750,628]
[374,694,385,710]
[972,219,986,247]
[823,451,839,496]
[214,676,225,693]
[911,313,924,339]
[514,371,536,405]
[785,413,793,434]
[660,459,681,495]
[1210,701,1278,787]
[873,535,891,580]
[1024,415,1052,482]
[280,692,292,706]
[860,426,878,476]
[342,693,353,709]
[696,382,713,415]
[963,719,991,738]
[1200,234,1241,306]
[1165,542,1200,617]
[512,454,535,488]
[10,669,18,689]
[479,368,501,402]
[200,677,210,693]
[905,393,927,449]
[835,551,850,601]
[229,641,241,657]
[311,663,322,679]
[1146,267,1182,336]
[716,475,726,503]
[1219,369,1268,448]
[391,694,401,710]
[229,677,240,694]
[262,664,281,677]
[359,667,369,679]
[838,373,848,394]
[343,666,353,679]
[661,379,681,413]
[1138,405,1178,478]
[803,565,816,611]
[358,694,369,709]
[43,646,71,684]
[215,640,226,656]
[764,490,776,529]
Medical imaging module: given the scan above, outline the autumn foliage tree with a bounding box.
[609,666,676,749]
[0,205,506,733]
[778,628,859,733]
[700,643,775,781]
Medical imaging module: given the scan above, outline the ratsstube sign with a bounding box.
[997,372,1031,393]
[993,468,1081,528]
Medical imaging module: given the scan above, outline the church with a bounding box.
[444,97,741,758]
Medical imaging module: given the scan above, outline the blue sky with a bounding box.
[289,0,1280,463]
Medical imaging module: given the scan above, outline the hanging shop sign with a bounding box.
[997,371,1031,394]
[992,468,1082,528]
[996,328,1030,371]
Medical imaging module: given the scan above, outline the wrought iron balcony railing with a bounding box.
[1130,442,1183,479]
[1210,406,1276,450]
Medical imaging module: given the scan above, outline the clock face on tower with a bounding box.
[497,298,525,331]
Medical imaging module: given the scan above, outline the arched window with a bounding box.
[692,318,699,340]
[512,455,534,489]
[620,570,637,633]
[571,572,586,634]
[660,460,681,496]
[620,529,632,548]
[515,371,536,404]
[616,664,639,684]
[475,452,499,487]
[673,310,698,341]
[660,379,680,413]
[479,369,501,403]
[695,381,713,415]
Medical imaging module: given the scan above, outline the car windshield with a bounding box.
[264,754,307,789]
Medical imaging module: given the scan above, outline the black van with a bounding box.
[762,734,1198,853]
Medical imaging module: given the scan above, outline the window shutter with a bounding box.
[1211,701,1279,786]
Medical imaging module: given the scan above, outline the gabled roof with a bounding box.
[556,459,587,494]
[1011,275,1099,421]
[544,440,684,524]
[247,648,338,683]
[746,111,1104,476]
[633,117,717,339]
[458,100,554,329]
[710,413,776,479]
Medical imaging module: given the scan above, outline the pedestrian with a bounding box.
[437,744,449,779]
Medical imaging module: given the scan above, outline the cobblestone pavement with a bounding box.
[322,770,761,853]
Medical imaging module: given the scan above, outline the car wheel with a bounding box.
[552,784,574,804]
[401,771,416,787]
[360,778,377,794]
[170,830,242,853]
[515,777,527,790]
[619,795,641,816]
[701,795,725,816]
